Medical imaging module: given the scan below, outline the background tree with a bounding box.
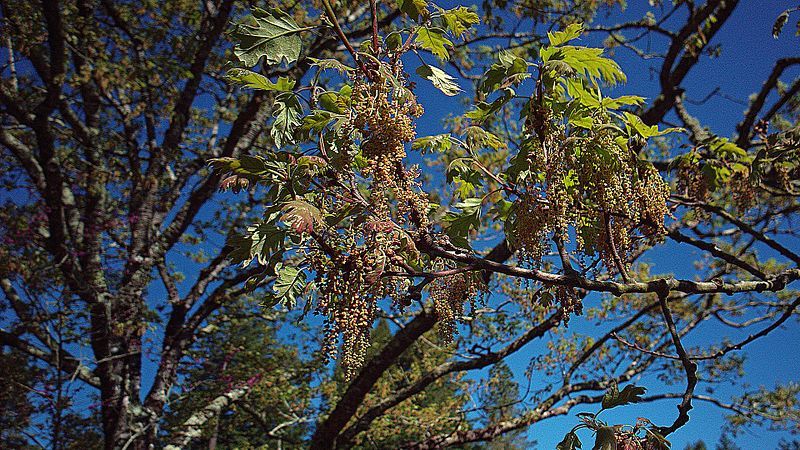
[0,0,381,447]
[1,1,799,449]
[163,297,314,448]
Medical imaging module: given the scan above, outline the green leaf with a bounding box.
[504,202,520,250]
[701,162,727,190]
[569,115,594,129]
[556,431,583,450]
[227,221,286,267]
[264,263,307,309]
[385,31,403,50]
[296,155,328,177]
[443,197,482,249]
[481,51,528,94]
[541,45,626,86]
[565,78,601,108]
[548,23,584,46]
[707,137,747,159]
[398,0,428,20]
[440,6,479,37]
[412,134,453,153]
[301,110,336,134]
[622,112,682,138]
[774,10,790,38]
[602,94,645,109]
[416,64,462,96]
[465,126,505,150]
[318,91,343,113]
[281,199,322,234]
[209,155,279,190]
[447,157,484,200]
[272,92,303,148]
[227,68,296,91]
[592,427,617,450]
[230,7,305,67]
[308,57,355,73]
[466,89,514,123]
[506,138,533,184]
[602,382,646,409]
[416,26,452,61]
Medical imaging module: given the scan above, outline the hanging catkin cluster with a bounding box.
[299,65,438,379]
[510,108,670,276]
[350,67,430,229]
[676,153,756,214]
[428,272,484,343]
[308,225,405,379]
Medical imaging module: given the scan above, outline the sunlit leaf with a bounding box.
[541,45,626,86]
[548,23,584,46]
[416,64,462,96]
[465,126,506,150]
[309,57,356,73]
[263,263,307,309]
[622,112,682,138]
[230,7,305,66]
[227,68,296,91]
[272,92,302,148]
[412,134,453,153]
[227,220,286,267]
[443,197,483,248]
[440,6,480,37]
[416,26,452,60]
[481,51,528,93]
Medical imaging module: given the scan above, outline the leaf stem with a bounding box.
[320,0,371,77]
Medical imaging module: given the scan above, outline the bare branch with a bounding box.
[163,384,253,449]
[736,58,800,147]
[656,289,698,436]
[0,329,100,388]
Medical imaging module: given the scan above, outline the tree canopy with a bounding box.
[1,0,799,449]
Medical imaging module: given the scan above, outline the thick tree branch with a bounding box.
[311,238,516,449]
[736,58,800,147]
[418,235,796,296]
[163,384,253,450]
[667,229,767,279]
[641,0,739,125]
[671,195,800,265]
[339,310,564,444]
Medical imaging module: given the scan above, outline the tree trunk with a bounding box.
[90,294,150,450]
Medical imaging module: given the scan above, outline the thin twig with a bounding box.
[321,0,371,77]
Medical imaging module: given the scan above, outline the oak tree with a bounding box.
[2,0,800,449]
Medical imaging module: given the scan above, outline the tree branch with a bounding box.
[656,289,698,436]
[736,58,800,147]
[163,384,253,449]
[0,329,100,388]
